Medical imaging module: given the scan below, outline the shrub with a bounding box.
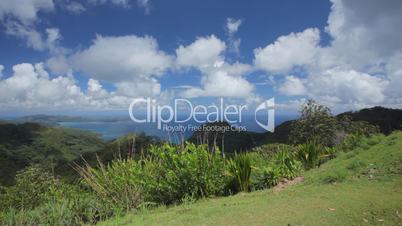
[295,140,322,170]
[0,166,59,211]
[139,143,226,204]
[252,143,295,159]
[0,166,109,225]
[75,158,143,211]
[227,153,252,192]
[252,166,280,190]
[273,150,301,180]
[0,197,108,226]
[336,133,364,152]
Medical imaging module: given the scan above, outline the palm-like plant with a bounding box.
[274,150,300,179]
[227,153,252,192]
[295,139,322,170]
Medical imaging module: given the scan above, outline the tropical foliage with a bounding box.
[290,99,338,146]
[227,153,252,192]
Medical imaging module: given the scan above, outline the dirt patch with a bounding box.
[273,176,304,192]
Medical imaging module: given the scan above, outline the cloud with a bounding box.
[4,22,44,50]
[176,35,226,70]
[89,0,151,13]
[176,36,255,99]
[225,18,243,54]
[181,62,254,98]
[0,0,58,51]
[306,68,388,109]
[137,0,150,14]
[89,0,130,7]
[115,78,161,97]
[64,1,86,14]
[278,76,306,96]
[325,0,402,68]
[46,55,71,75]
[385,53,402,98]
[72,35,173,83]
[0,65,4,77]
[0,63,87,108]
[0,0,54,24]
[0,63,165,110]
[254,28,320,74]
[226,18,242,34]
[255,0,402,110]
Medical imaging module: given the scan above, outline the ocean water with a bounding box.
[59,114,296,141]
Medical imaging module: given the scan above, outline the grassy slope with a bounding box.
[101,132,402,226]
[0,123,106,185]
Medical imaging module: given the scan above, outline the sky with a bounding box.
[0,0,401,116]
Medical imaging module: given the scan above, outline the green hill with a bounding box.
[0,122,106,185]
[338,106,402,134]
[101,132,402,226]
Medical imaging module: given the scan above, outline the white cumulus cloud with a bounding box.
[176,35,226,70]
[255,0,402,110]
[72,35,173,83]
[278,76,306,96]
[254,28,320,74]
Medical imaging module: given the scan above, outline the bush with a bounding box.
[0,166,59,211]
[295,140,322,170]
[335,133,364,152]
[0,166,110,225]
[227,153,252,192]
[248,148,302,191]
[77,143,227,208]
[1,197,108,226]
[75,158,143,211]
[274,150,301,180]
[252,143,295,159]
[140,143,226,204]
[252,166,280,190]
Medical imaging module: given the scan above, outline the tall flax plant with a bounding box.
[227,153,252,192]
[74,157,142,211]
[274,150,300,179]
[295,139,322,170]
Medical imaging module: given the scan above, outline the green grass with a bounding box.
[100,132,402,226]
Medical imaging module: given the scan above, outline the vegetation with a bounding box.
[227,153,252,192]
[100,131,402,226]
[0,122,106,185]
[188,121,266,154]
[295,139,323,170]
[1,105,402,225]
[0,166,110,225]
[338,106,402,134]
[0,139,302,224]
[0,123,159,186]
[290,99,338,146]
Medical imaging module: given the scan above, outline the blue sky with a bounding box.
[0,0,401,116]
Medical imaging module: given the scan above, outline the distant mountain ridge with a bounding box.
[12,114,130,125]
[337,106,402,134]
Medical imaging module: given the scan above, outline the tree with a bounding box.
[290,99,337,146]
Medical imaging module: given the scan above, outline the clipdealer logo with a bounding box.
[128,98,275,132]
